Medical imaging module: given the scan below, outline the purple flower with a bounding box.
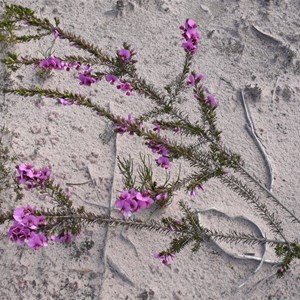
[105,74,119,85]
[51,234,76,244]
[154,252,176,265]
[147,141,168,156]
[79,73,97,86]
[117,81,133,96]
[187,72,205,86]
[17,163,51,190]
[180,19,200,55]
[173,127,181,134]
[156,156,171,169]
[153,123,161,134]
[8,222,31,246]
[114,114,141,135]
[206,94,218,108]
[156,192,168,201]
[27,233,48,250]
[53,28,59,39]
[39,57,64,70]
[13,206,35,224]
[119,48,131,63]
[115,188,154,218]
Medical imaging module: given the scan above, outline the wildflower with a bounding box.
[105,74,119,85]
[117,81,133,96]
[51,234,77,244]
[173,127,181,134]
[156,156,171,169]
[58,98,72,106]
[189,185,204,197]
[147,141,168,156]
[156,192,168,201]
[8,222,31,246]
[180,19,201,55]
[154,252,176,265]
[53,28,59,39]
[16,163,51,190]
[119,48,131,63]
[27,233,48,250]
[114,114,141,135]
[8,206,47,250]
[187,72,205,86]
[206,94,218,108]
[39,57,64,70]
[79,72,97,86]
[115,188,154,218]
[153,123,161,134]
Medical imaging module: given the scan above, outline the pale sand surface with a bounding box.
[0,0,300,299]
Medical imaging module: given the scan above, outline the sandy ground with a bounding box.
[1,0,300,299]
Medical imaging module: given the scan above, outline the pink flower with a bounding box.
[156,192,168,201]
[153,123,161,134]
[180,19,201,55]
[187,72,205,86]
[8,222,31,246]
[156,156,171,169]
[27,233,48,250]
[39,57,64,70]
[154,252,176,265]
[13,206,35,224]
[105,74,119,85]
[53,28,59,39]
[119,48,131,63]
[16,163,51,190]
[115,188,154,218]
[79,73,97,86]
[206,94,218,108]
[117,81,133,96]
[114,114,141,135]
[51,234,77,244]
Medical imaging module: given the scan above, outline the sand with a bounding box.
[0,0,300,299]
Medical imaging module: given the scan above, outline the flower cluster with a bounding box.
[119,48,131,64]
[17,163,51,190]
[154,252,176,265]
[8,206,48,250]
[187,72,205,86]
[79,66,97,86]
[118,48,137,64]
[115,188,154,218]
[194,93,218,109]
[105,74,134,96]
[180,19,200,54]
[114,114,141,135]
[147,140,171,169]
[39,57,81,71]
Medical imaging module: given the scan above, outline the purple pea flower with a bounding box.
[8,222,31,246]
[105,74,119,85]
[154,252,176,265]
[53,28,59,39]
[187,72,205,86]
[206,94,218,108]
[79,73,97,86]
[156,156,171,169]
[119,48,131,63]
[51,234,77,244]
[117,81,133,96]
[156,192,168,201]
[153,123,161,134]
[27,233,48,250]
